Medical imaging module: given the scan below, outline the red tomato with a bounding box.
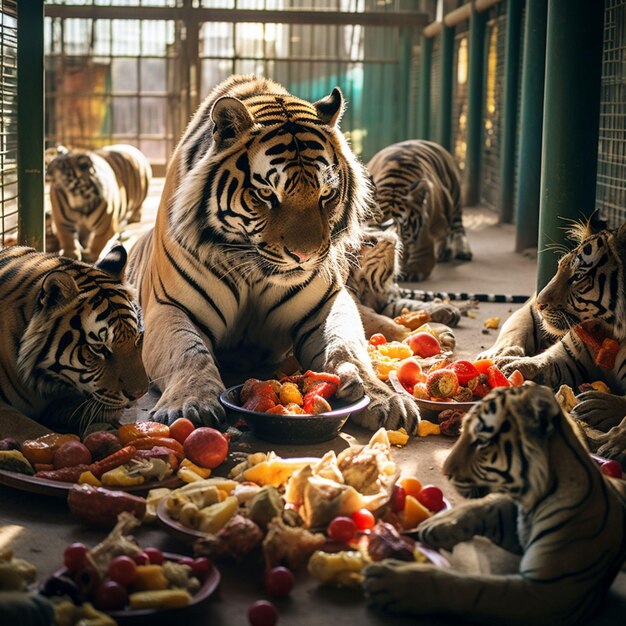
[601,460,623,478]
[486,365,511,389]
[143,547,164,565]
[369,333,387,346]
[396,358,424,389]
[390,484,407,512]
[108,555,137,587]
[406,332,441,358]
[264,566,295,597]
[93,580,128,611]
[416,485,446,513]
[63,543,88,572]
[351,508,375,531]
[248,600,278,626]
[472,358,494,374]
[327,516,358,542]
[446,361,480,386]
[169,418,196,444]
[507,369,525,387]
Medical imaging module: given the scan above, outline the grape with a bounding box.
[351,509,375,531]
[93,580,128,611]
[143,547,164,565]
[248,600,278,626]
[264,566,294,597]
[327,516,357,543]
[108,555,137,587]
[416,485,446,512]
[63,543,88,572]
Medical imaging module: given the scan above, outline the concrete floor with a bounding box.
[2,200,625,624]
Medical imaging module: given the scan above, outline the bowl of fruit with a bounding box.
[220,371,370,444]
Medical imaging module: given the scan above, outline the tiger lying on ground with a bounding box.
[47,144,152,262]
[367,139,472,282]
[346,227,464,341]
[480,214,626,466]
[363,383,626,625]
[126,74,419,432]
[0,245,148,440]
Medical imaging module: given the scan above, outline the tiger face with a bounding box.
[536,222,626,338]
[17,246,148,426]
[443,384,559,503]
[47,152,103,212]
[171,80,370,281]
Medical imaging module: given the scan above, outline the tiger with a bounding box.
[366,139,472,282]
[480,213,626,467]
[363,383,626,625]
[0,245,148,441]
[346,226,464,341]
[47,144,152,262]
[126,74,419,432]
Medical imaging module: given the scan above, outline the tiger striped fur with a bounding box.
[363,383,626,625]
[47,144,152,262]
[126,75,419,433]
[481,215,626,466]
[0,245,147,440]
[367,139,472,282]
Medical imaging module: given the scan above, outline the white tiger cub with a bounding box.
[363,383,626,625]
[47,144,151,262]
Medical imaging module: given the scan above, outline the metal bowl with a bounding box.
[219,384,370,445]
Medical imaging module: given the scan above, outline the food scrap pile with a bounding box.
[240,370,340,415]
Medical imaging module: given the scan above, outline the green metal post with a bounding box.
[418,35,432,139]
[537,0,605,290]
[499,0,523,224]
[464,7,487,206]
[399,27,414,139]
[17,0,45,250]
[439,25,455,151]
[515,0,547,252]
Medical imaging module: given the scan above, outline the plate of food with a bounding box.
[38,515,220,624]
[219,371,370,444]
[0,422,211,497]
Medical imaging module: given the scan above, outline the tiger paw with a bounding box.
[571,392,626,431]
[420,302,461,328]
[363,560,438,615]
[499,357,543,383]
[594,422,626,469]
[418,506,476,550]
[351,382,419,434]
[151,381,227,428]
[334,362,365,402]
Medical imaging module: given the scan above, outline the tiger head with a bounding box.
[47,150,104,212]
[536,213,626,340]
[18,246,149,428]
[170,76,372,282]
[443,383,571,505]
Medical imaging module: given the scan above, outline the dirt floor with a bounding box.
[2,191,626,624]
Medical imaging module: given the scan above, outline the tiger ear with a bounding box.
[523,384,560,435]
[588,209,608,234]
[211,97,254,150]
[95,244,127,281]
[314,87,345,127]
[39,271,79,311]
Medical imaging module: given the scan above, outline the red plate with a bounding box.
[51,553,220,624]
[0,468,182,498]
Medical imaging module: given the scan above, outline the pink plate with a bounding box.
[156,498,209,544]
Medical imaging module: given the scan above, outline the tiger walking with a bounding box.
[367,139,472,281]
[127,75,419,433]
[47,144,152,262]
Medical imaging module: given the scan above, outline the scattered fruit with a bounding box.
[248,600,279,626]
[416,485,446,513]
[327,516,358,543]
[351,508,375,531]
[169,418,196,445]
[183,427,229,469]
[63,542,89,572]
[601,460,623,479]
[406,332,442,358]
[264,566,295,597]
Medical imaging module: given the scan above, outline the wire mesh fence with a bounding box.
[480,5,506,212]
[596,0,626,228]
[451,25,468,184]
[0,0,17,246]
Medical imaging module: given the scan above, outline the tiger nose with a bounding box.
[290,249,312,262]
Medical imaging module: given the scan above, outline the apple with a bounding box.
[82,431,122,461]
[183,427,229,469]
[406,332,441,358]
